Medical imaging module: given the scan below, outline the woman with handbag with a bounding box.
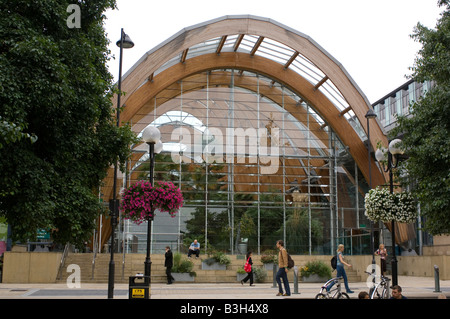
[241,251,255,286]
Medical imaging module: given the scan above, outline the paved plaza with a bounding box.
[0,276,449,299]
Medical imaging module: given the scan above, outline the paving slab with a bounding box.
[0,275,449,299]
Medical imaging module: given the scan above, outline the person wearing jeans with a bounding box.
[327,244,354,294]
[275,240,291,296]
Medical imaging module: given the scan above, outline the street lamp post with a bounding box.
[375,138,404,286]
[108,28,134,299]
[141,126,163,286]
[365,109,377,269]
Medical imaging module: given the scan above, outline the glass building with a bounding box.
[101,16,387,256]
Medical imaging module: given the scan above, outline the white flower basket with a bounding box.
[364,187,417,224]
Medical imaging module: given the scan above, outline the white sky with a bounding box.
[104,0,443,104]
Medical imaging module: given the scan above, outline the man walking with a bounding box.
[165,246,175,284]
[275,240,291,296]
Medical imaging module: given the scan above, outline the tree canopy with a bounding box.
[0,0,138,247]
[392,0,450,235]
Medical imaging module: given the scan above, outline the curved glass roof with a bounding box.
[144,32,366,142]
[132,69,350,175]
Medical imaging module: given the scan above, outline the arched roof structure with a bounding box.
[103,15,387,202]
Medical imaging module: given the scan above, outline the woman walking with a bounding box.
[327,244,353,294]
[241,251,254,286]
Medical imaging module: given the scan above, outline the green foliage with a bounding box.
[172,252,196,276]
[236,266,247,274]
[203,250,231,266]
[0,116,37,150]
[260,250,278,264]
[300,260,332,279]
[253,267,267,283]
[0,0,139,246]
[280,208,323,254]
[392,1,450,234]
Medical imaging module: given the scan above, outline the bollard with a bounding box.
[434,265,441,293]
[272,264,277,288]
[293,266,299,294]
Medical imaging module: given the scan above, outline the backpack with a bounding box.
[330,255,337,271]
[287,253,295,269]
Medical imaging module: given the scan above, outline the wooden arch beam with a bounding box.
[119,52,385,191]
[115,16,384,148]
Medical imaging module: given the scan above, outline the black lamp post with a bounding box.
[375,138,404,286]
[107,28,134,299]
[141,126,163,287]
[365,109,377,269]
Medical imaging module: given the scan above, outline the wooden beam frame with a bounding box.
[250,36,264,56]
[180,48,189,63]
[107,16,388,202]
[284,51,299,69]
[314,75,329,91]
[233,34,245,51]
[119,52,385,195]
[216,35,227,54]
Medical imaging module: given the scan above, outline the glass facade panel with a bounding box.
[119,70,371,255]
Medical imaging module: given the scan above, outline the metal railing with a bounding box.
[56,243,70,281]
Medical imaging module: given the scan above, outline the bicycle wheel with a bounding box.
[337,292,349,299]
[315,293,327,299]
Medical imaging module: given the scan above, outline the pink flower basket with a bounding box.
[120,180,183,224]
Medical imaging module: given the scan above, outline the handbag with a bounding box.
[244,257,252,273]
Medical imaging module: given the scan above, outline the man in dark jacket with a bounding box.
[165,246,175,284]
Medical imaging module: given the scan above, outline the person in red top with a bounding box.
[241,251,254,286]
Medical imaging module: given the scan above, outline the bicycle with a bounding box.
[365,271,390,299]
[315,276,350,299]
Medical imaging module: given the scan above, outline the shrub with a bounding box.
[203,251,231,266]
[260,250,278,264]
[300,260,332,279]
[172,252,196,276]
[253,267,267,283]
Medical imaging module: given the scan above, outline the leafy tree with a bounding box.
[0,0,138,247]
[280,208,323,254]
[247,192,285,251]
[392,0,450,234]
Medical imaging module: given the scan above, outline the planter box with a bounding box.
[201,261,227,270]
[301,274,329,283]
[172,273,195,282]
[263,263,276,271]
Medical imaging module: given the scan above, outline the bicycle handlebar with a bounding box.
[364,271,390,281]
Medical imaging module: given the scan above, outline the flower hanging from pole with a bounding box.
[364,187,417,224]
[120,180,184,225]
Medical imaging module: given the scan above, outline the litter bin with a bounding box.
[129,275,150,299]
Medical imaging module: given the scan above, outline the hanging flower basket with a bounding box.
[364,187,417,224]
[120,180,183,225]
